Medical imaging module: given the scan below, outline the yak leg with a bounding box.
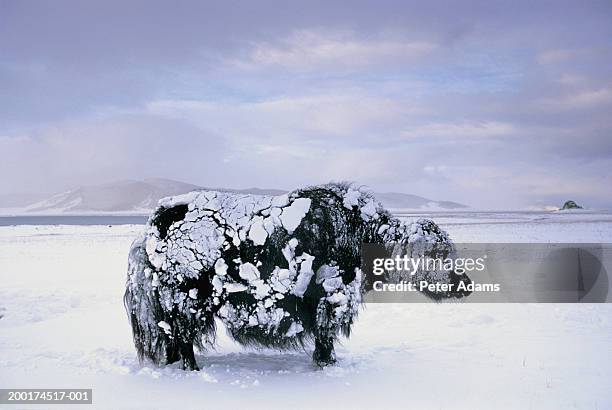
[180,341,199,371]
[165,342,181,365]
[313,336,336,367]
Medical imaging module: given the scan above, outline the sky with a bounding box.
[1,0,611,209]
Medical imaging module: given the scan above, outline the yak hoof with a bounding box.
[314,355,337,367]
[181,355,200,371]
[182,360,200,371]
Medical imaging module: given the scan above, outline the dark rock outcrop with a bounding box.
[561,200,583,210]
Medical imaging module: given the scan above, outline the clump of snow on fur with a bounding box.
[343,189,361,209]
[224,283,248,293]
[286,322,304,337]
[157,321,172,335]
[214,258,228,275]
[279,198,311,233]
[239,263,260,282]
[360,199,378,221]
[291,253,315,297]
[248,216,268,245]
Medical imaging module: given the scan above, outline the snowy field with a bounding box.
[1,212,612,409]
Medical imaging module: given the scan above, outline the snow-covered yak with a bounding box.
[124,183,469,370]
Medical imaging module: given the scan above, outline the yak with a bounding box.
[124,183,469,370]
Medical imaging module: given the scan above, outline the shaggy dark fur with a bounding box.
[124,183,469,370]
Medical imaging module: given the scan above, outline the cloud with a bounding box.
[0,114,228,193]
[147,93,407,140]
[541,87,612,110]
[2,1,612,208]
[233,29,437,72]
[401,121,515,140]
[537,49,577,65]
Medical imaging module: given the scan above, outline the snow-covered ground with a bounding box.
[1,212,611,409]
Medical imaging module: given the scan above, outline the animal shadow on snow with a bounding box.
[197,351,321,374]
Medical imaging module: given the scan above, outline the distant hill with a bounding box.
[0,192,49,208]
[21,178,289,214]
[10,178,466,214]
[374,192,467,210]
[24,179,201,213]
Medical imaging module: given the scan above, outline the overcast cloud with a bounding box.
[1,0,611,208]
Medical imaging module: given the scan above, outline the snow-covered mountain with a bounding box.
[374,192,466,210]
[24,179,199,213]
[22,179,288,214]
[17,178,466,214]
[0,192,49,208]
